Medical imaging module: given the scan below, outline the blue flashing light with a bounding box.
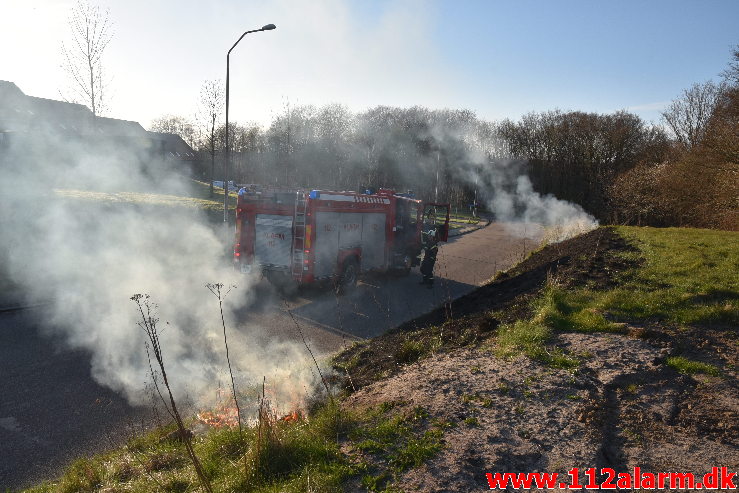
[309,190,321,199]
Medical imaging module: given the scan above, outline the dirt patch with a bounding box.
[344,331,737,492]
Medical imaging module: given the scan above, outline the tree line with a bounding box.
[151,48,737,230]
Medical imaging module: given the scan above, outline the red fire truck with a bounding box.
[233,187,450,292]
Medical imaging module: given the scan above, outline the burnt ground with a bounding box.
[333,227,638,391]
[333,227,739,492]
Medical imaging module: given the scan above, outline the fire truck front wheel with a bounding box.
[336,258,359,295]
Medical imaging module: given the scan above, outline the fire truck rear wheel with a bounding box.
[336,258,358,295]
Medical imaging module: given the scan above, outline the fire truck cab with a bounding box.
[233,186,450,293]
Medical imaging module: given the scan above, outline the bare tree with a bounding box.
[149,114,197,148]
[661,81,725,149]
[722,45,739,86]
[61,1,113,117]
[197,80,224,196]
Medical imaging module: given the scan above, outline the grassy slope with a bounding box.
[20,226,739,492]
[497,226,738,370]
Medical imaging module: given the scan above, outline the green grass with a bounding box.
[52,179,237,213]
[24,399,446,493]
[563,226,739,327]
[448,212,482,227]
[25,402,358,493]
[602,227,739,325]
[393,337,442,364]
[666,356,721,376]
[461,392,493,408]
[494,226,739,368]
[351,404,444,490]
[494,284,585,369]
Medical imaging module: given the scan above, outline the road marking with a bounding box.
[286,310,365,342]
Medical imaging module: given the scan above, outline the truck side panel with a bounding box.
[360,213,386,270]
[314,212,340,278]
[255,214,293,269]
[337,213,363,250]
[313,211,387,277]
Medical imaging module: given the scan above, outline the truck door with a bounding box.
[422,203,451,242]
[255,214,293,269]
[394,199,416,252]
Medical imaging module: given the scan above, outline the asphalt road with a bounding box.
[0,222,541,490]
[0,310,152,490]
[235,221,542,354]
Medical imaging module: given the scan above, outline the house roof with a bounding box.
[0,80,32,132]
[147,131,196,159]
[95,116,148,137]
[0,80,25,100]
[25,96,94,134]
[0,81,148,138]
[1,81,197,164]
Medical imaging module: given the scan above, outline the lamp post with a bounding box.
[223,23,276,223]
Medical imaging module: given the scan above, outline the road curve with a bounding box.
[233,221,541,353]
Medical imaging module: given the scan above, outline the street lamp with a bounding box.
[223,23,276,223]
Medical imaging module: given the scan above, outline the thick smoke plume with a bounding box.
[229,105,597,241]
[429,121,598,241]
[0,130,323,413]
[1,104,596,416]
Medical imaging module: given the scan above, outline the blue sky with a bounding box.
[436,0,739,121]
[2,0,737,129]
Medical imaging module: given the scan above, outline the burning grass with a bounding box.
[22,399,448,493]
[24,401,347,492]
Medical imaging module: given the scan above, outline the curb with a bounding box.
[0,301,50,314]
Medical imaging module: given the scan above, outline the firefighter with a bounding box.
[419,211,439,287]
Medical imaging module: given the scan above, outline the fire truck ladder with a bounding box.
[291,190,307,281]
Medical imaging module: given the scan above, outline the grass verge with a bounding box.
[494,226,738,368]
[20,226,738,491]
[24,401,356,493]
[22,399,447,493]
[52,179,237,213]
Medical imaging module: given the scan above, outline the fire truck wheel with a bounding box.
[336,258,358,295]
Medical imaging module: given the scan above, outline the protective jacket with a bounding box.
[420,227,438,285]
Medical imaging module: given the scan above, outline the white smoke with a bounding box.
[427,120,598,242]
[0,130,323,413]
[481,165,598,242]
[0,104,596,416]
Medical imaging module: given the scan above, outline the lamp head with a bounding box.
[261,24,276,30]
